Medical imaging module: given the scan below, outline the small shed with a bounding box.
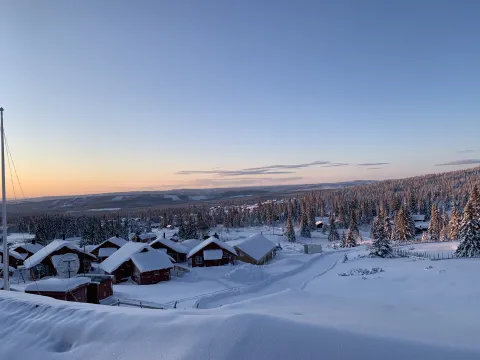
[79,274,114,304]
[131,250,173,285]
[25,277,91,302]
[233,233,277,265]
[303,244,323,254]
[150,237,188,263]
[134,233,157,243]
[315,221,324,229]
[187,237,237,267]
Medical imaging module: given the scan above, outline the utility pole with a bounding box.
[1,107,9,290]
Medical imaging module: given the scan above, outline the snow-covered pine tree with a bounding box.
[161,213,168,228]
[448,207,462,241]
[370,208,393,258]
[348,210,359,240]
[284,214,296,242]
[345,228,356,247]
[404,206,416,241]
[394,206,416,242]
[300,205,311,238]
[328,214,340,242]
[471,185,480,219]
[427,204,441,241]
[340,231,346,248]
[454,202,480,257]
[421,231,428,242]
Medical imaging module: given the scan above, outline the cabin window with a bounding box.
[222,253,229,259]
[154,271,160,276]
[195,255,203,264]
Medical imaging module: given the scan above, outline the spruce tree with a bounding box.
[455,202,480,257]
[300,207,311,238]
[328,214,340,242]
[394,206,415,241]
[427,204,441,241]
[284,214,296,242]
[348,210,359,240]
[345,228,356,247]
[339,231,346,248]
[370,209,393,258]
[471,185,480,219]
[448,207,462,241]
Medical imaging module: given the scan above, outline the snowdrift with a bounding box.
[1,291,479,360]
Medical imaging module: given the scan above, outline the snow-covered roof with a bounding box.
[203,249,223,261]
[7,250,28,261]
[234,234,277,262]
[187,237,237,259]
[138,233,157,240]
[23,240,95,269]
[181,239,203,250]
[150,238,188,254]
[98,248,118,258]
[25,277,91,293]
[91,236,128,253]
[99,242,150,274]
[131,250,173,272]
[11,243,44,254]
[412,214,426,222]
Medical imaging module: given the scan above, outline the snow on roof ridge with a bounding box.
[11,243,44,254]
[23,240,94,269]
[234,233,276,262]
[150,237,188,254]
[99,242,150,274]
[130,250,173,272]
[91,237,128,253]
[25,277,91,292]
[187,237,237,259]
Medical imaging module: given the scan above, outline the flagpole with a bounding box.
[1,107,9,291]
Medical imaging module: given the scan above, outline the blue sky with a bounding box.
[1,0,479,196]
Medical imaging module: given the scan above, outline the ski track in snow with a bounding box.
[196,250,346,309]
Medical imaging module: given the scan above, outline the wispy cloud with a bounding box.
[357,162,389,166]
[243,160,330,171]
[435,159,480,166]
[322,163,349,167]
[178,160,388,177]
[456,149,475,154]
[175,170,295,176]
[367,167,381,170]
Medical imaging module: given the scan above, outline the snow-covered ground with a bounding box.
[2,227,480,359]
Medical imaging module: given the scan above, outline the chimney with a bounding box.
[62,234,65,240]
[115,233,119,238]
[163,232,166,239]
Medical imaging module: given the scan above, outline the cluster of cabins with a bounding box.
[11,232,278,304]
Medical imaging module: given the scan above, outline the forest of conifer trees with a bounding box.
[13,166,480,248]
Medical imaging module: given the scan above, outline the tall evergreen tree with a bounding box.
[339,231,346,248]
[370,208,393,257]
[394,206,415,241]
[284,214,296,242]
[427,204,441,241]
[455,202,480,257]
[345,228,357,247]
[348,210,359,240]
[448,207,462,241]
[471,185,480,219]
[300,206,311,238]
[328,214,340,242]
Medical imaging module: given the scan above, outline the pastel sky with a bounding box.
[1,0,479,197]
